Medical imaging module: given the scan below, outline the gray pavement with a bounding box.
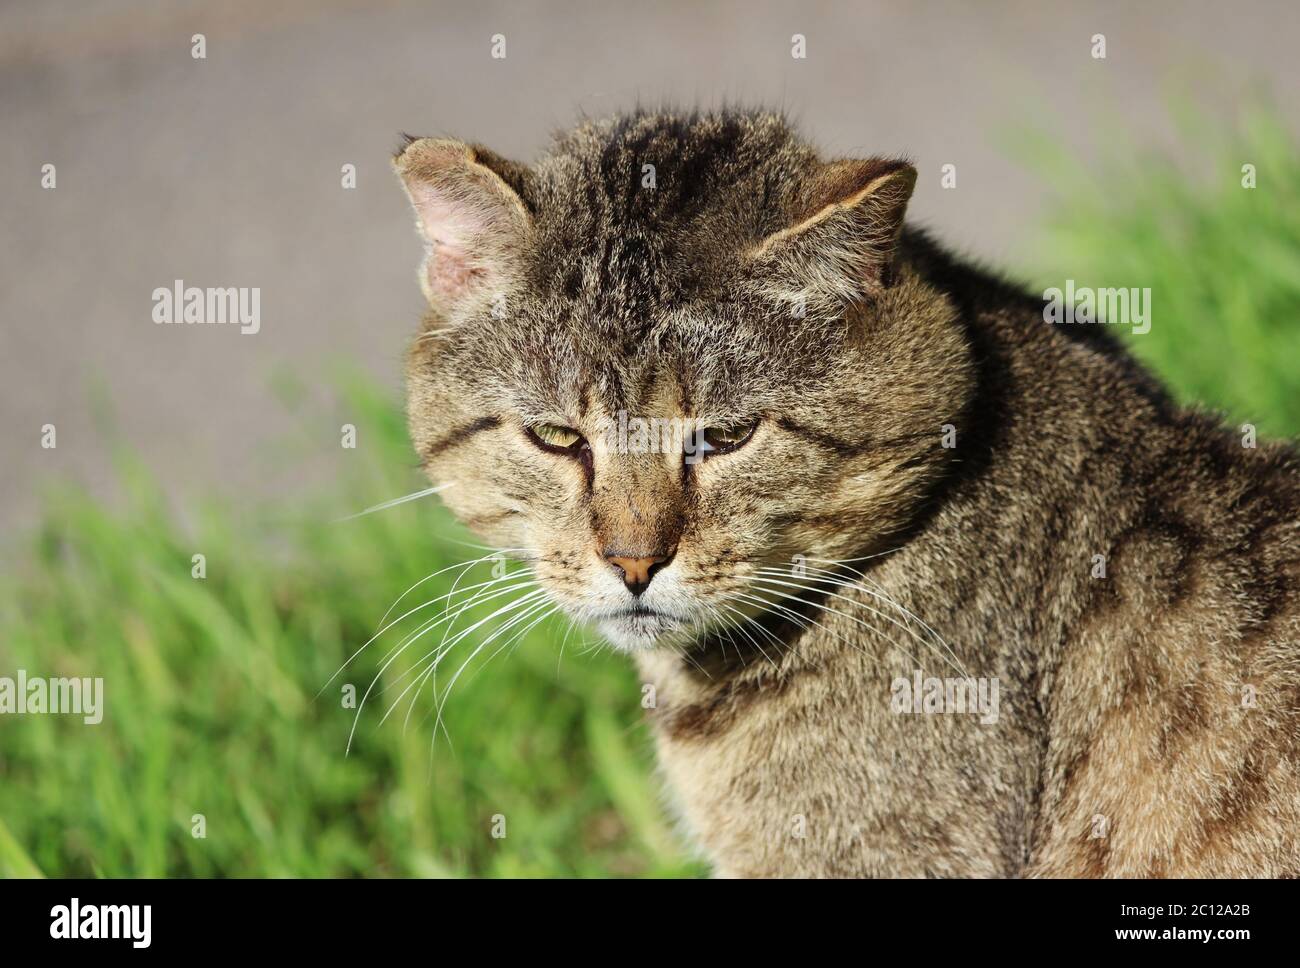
[2,0,1297,544]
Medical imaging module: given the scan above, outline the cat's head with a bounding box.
[395,110,972,652]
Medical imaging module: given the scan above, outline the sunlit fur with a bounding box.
[396,109,1300,877]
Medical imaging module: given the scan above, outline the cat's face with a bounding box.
[397,114,972,651]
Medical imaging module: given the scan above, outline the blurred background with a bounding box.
[1,0,1298,877]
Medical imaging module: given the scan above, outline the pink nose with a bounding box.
[604,549,674,595]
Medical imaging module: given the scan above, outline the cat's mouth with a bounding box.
[606,604,667,620]
[594,604,688,651]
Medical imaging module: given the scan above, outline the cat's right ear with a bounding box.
[392,136,533,317]
[747,157,916,305]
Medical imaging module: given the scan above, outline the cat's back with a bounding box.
[1025,391,1300,876]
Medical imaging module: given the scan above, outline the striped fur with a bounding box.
[395,109,1300,877]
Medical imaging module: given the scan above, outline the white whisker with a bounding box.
[754,570,967,676]
[376,581,543,695]
[375,551,517,632]
[712,600,781,668]
[793,560,969,676]
[795,558,972,670]
[382,595,548,729]
[320,568,530,696]
[430,599,558,737]
[344,584,544,754]
[334,482,456,522]
[743,579,929,671]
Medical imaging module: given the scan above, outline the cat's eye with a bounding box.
[700,421,758,457]
[527,422,586,453]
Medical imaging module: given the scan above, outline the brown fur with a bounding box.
[392,109,1300,877]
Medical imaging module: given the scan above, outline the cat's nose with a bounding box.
[604,547,675,596]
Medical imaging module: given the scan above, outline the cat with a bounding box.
[392,109,1300,878]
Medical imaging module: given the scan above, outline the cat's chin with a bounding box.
[595,611,687,653]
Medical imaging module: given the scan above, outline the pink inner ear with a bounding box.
[411,185,491,300]
[428,239,481,294]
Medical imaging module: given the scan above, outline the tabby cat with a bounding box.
[392,110,1300,877]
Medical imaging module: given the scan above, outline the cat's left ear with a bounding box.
[748,157,916,301]
[392,136,534,318]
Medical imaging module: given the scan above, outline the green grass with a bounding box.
[1011,105,1300,438]
[0,377,701,878]
[2,109,1298,877]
